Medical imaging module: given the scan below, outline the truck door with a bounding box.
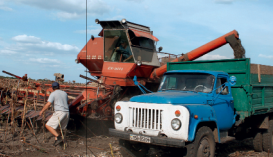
[212,75,234,130]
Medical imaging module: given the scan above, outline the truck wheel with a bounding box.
[253,132,263,152]
[263,120,273,152]
[119,139,148,157]
[185,126,215,157]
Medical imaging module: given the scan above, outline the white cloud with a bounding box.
[0,1,13,11]
[12,34,40,43]
[45,64,61,68]
[259,54,273,59]
[0,34,80,75]
[10,0,111,19]
[56,12,81,20]
[0,49,17,54]
[29,58,59,63]
[197,54,230,60]
[10,34,80,53]
[0,6,12,11]
[27,58,64,68]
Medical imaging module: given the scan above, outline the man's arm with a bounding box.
[122,48,131,58]
[39,101,51,116]
[123,55,133,62]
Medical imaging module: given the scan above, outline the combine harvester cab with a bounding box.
[72,19,163,119]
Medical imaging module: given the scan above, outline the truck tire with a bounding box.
[119,139,148,157]
[253,132,263,152]
[263,120,273,152]
[185,126,215,157]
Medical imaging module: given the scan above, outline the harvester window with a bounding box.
[129,30,156,63]
[104,30,134,63]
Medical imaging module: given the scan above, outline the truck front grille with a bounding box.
[129,107,162,130]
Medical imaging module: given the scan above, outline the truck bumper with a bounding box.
[109,128,185,147]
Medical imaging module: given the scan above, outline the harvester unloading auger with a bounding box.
[69,19,245,119]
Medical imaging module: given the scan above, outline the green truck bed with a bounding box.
[167,58,273,120]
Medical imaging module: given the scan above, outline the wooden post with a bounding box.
[3,112,10,143]
[5,80,10,105]
[16,80,20,103]
[33,91,36,111]
[20,79,30,137]
[43,87,46,142]
[0,90,3,107]
[58,117,66,150]
[42,113,45,143]
[11,80,20,134]
[36,91,39,111]
[10,88,14,135]
[34,90,39,130]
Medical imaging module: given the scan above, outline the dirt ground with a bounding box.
[1,118,273,157]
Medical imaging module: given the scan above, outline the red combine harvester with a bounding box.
[69,19,245,120]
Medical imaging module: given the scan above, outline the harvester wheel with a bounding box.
[103,106,112,116]
[119,139,148,157]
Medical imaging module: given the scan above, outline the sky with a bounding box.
[0,0,273,82]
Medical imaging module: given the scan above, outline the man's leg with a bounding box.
[45,124,59,140]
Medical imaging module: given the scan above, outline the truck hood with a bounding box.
[130,91,211,104]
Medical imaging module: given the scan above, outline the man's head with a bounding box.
[120,40,127,47]
[52,82,60,90]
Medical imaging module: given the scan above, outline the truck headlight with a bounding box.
[171,118,181,130]
[115,113,123,123]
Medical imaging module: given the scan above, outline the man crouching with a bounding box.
[39,82,69,146]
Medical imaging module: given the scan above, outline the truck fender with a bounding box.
[184,105,221,143]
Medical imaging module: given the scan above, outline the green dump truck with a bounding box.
[110,58,273,157]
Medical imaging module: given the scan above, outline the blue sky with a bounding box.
[0,0,273,82]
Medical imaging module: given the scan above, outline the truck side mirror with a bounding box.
[229,76,236,86]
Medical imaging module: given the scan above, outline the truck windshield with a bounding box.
[158,73,215,93]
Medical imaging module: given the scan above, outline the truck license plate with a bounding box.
[130,134,151,143]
